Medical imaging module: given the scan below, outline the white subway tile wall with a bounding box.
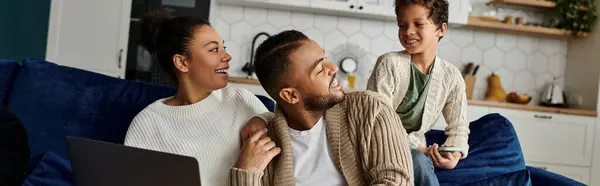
[211,4,567,103]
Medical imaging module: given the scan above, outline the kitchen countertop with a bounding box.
[228,77,598,117]
[228,77,260,85]
[468,99,597,117]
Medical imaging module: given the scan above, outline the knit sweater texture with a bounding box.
[230,91,414,186]
[124,87,269,186]
[366,51,471,158]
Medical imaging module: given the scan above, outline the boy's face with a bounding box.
[396,4,447,55]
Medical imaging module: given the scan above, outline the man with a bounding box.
[230,30,414,186]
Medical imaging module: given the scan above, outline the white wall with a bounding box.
[209,1,568,105]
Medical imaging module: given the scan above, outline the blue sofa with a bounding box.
[0,59,585,186]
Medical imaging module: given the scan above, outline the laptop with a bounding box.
[66,136,201,186]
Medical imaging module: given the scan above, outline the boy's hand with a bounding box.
[235,129,281,172]
[416,146,427,154]
[241,116,268,142]
[427,144,461,169]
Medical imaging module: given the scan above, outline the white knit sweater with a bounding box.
[124,87,269,186]
[367,51,471,158]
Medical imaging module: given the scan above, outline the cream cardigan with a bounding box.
[366,51,470,158]
[230,91,414,186]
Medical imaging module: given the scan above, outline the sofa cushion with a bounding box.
[527,166,585,186]
[22,151,75,186]
[7,59,176,160]
[425,113,527,185]
[0,59,20,106]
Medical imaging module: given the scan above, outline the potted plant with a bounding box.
[549,0,597,36]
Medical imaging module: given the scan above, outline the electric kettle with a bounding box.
[539,79,566,108]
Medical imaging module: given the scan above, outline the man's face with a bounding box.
[280,40,345,111]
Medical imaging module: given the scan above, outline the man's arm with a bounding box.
[230,168,266,186]
[361,99,414,185]
[231,129,278,186]
[441,70,471,158]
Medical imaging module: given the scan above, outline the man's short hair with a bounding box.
[253,30,309,97]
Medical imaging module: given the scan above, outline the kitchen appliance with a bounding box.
[539,79,566,108]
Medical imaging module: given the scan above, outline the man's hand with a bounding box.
[241,116,268,141]
[427,144,461,170]
[234,129,281,172]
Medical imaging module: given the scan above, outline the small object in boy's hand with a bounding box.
[438,147,463,152]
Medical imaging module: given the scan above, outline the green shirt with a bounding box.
[396,62,434,133]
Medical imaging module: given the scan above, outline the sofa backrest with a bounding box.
[0,60,20,106]
[7,59,177,159]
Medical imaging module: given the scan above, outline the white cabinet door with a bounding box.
[357,0,395,18]
[490,108,596,166]
[526,162,590,184]
[268,0,310,7]
[311,0,359,12]
[46,0,132,78]
[448,0,471,25]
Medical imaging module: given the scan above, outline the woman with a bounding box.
[124,10,273,186]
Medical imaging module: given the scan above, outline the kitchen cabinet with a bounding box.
[309,0,394,18]
[448,0,471,25]
[218,0,470,24]
[46,0,132,78]
[310,0,359,12]
[268,0,310,7]
[490,108,596,167]
[357,0,396,17]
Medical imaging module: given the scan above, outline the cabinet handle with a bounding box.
[358,6,363,10]
[349,5,354,9]
[534,114,552,119]
[117,49,123,68]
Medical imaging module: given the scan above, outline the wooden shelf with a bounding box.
[487,0,589,11]
[467,16,588,38]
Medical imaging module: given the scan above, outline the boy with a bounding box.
[367,0,471,185]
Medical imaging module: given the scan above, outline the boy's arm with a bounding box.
[366,54,397,105]
[362,99,414,185]
[442,71,471,158]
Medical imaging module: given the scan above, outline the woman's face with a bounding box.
[179,25,232,91]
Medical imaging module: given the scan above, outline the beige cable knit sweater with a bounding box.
[366,51,471,158]
[230,91,414,186]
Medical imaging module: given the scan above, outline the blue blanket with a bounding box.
[426,113,530,186]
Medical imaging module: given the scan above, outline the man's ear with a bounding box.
[173,54,189,73]
[279,88,300,105]
[437,23,448,38]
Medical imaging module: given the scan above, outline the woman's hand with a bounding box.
[427,144,461,170]
[241,116,268,141]
[234,129,281,172]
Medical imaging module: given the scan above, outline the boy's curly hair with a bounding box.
[395,0,449,29]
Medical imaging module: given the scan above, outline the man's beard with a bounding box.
[303,92,345,111]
